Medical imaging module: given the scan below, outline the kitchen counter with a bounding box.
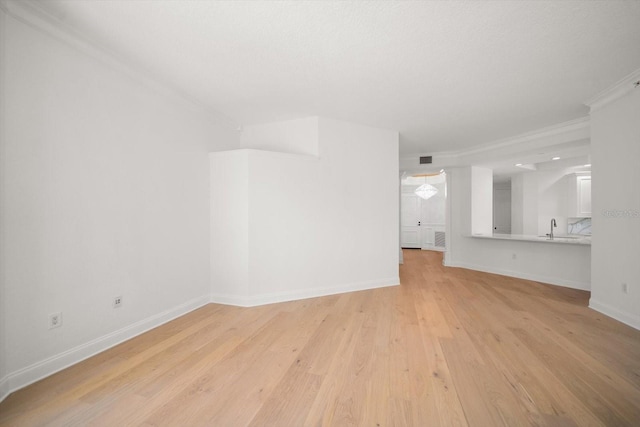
[470,233,591,245]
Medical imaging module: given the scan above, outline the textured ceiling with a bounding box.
[33,0,640,155]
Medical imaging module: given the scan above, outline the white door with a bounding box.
[401,178,447,250]
[401,194,421,248]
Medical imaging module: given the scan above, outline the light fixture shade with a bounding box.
[415,183,438,200]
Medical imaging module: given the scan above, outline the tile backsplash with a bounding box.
[568,217,591,235]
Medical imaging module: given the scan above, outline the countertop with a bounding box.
[470,233,591,245]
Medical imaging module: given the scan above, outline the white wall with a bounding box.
[247,150,322,299]
[447,167,591,290]
[210,150,250,300]
[0,10,238,399]
[470,167,493,235]
[510,173,538,235]
[0,2,8,394]
[211,117,399,306]
[315,117,399,289]
[589,86,640,329]
[511,175,523,234]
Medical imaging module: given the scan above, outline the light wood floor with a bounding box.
[2,250,640,426]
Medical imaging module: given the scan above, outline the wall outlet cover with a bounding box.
[113,296,123,308]
[49,312,62,329]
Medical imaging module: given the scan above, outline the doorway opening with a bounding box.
[401,171,447,251]
[493,177,512,234]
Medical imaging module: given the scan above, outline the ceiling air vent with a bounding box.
[419,156,433,164]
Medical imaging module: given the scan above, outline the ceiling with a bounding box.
[32,0,640,156]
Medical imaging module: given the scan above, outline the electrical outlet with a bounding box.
[622,283,628,294]
[49,312,62,329]
[113,296,123,308]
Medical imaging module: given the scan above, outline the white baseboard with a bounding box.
[211,277,400,307]
[589,298,640,330]
[0,294,210,403]
[0,375,8,405]
[444,260,590,291]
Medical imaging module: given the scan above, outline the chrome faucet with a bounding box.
[548,218,557,239]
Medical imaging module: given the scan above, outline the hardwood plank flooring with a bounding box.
[1,249,640,426]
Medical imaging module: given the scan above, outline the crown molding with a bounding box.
[585,68,640,112]
[0,0,237,129]
[462,116,589,157]
[400,116,590,173]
